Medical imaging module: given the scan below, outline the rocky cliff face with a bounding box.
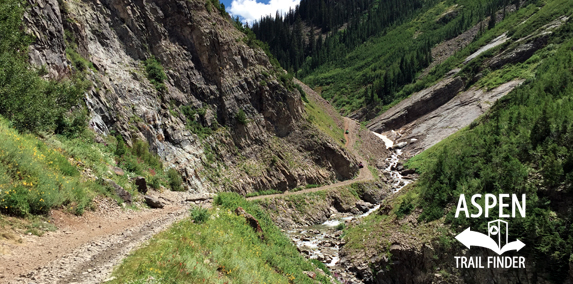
[24,0,357,194]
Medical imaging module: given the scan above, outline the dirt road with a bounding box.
[248,117,373,201]
[0,118,372,283]
[0,193,201,284]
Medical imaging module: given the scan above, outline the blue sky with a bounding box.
[220,0,300,24]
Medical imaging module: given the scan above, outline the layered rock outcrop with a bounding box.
[25,0,357,194]
[367,77,464,133]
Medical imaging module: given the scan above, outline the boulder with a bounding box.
[376,159,386,169]
[363,189,385,204]
[144,195,165,209]
[355,200,373,213]
[235,207,264,239]
[400,169,416,176]
[333,196,352,213]
[135,177,147,194]
[394,142,408,149]
[350,207,361,215]
[103,179,131,204]
[303,271,316,279]
[185,194,213,202]
[112,167,124,176]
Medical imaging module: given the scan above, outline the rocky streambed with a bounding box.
[286,132,411,283]
[287,204,380,284]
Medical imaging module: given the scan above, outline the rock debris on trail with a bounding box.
[1,191,211,284]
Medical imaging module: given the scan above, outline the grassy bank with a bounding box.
[110,193,331,283]
[304,93,345,145]
[0,0,186,220]
[0,116,184,218]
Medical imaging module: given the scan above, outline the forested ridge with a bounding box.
[252,0,524,114]
[251,0,425,73]
[407,19,573,281]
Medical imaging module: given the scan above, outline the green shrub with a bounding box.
[335,223,345,231]
[54,109,87,138]
[144,56,167,92]
[114,138,163,176]
[180,106,216,139]
[131,140,163,170]
[235,109,247,125]
[190,206,209,223]
[119,154,142,174]
[395,196,414,219]
[0,119,89,216]
[114,136,127,156]
[295,84,309,103]
[149,176,161,189]
[167,168,184,191]
[279,73,294,91]
[0,0,89,134]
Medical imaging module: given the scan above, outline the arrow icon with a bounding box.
[455,227,525,255]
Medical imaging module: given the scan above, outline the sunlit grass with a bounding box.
[111,193,330,284]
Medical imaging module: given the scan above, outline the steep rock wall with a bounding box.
[24,0,358,194]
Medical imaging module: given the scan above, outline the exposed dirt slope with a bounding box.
[295,78,344,129]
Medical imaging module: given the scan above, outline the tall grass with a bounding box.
[111,193,330,283]
[0,115,188,216]
[0,119,91,216]
[304,97,344,145]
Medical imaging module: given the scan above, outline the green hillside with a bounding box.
[253,0,523,114]
[110,193,332,284]
[342,0,573,281]
[414,22,573,281]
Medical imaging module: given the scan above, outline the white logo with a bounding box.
[455,219,525,255]
[453,194,527,269]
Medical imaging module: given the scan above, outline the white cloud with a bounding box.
[229,0,300,24]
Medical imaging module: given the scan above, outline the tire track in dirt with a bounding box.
[1,194,203,284]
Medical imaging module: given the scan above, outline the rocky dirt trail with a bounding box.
[0,105,371,284]
[0,112,370,284]
[0,192,209,284]
[248,117,372,201]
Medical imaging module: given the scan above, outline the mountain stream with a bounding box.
[285,132,411,283]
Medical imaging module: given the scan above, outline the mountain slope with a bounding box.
[22,0,359,197]
[253,0,521,115]
[340,1,573,282]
